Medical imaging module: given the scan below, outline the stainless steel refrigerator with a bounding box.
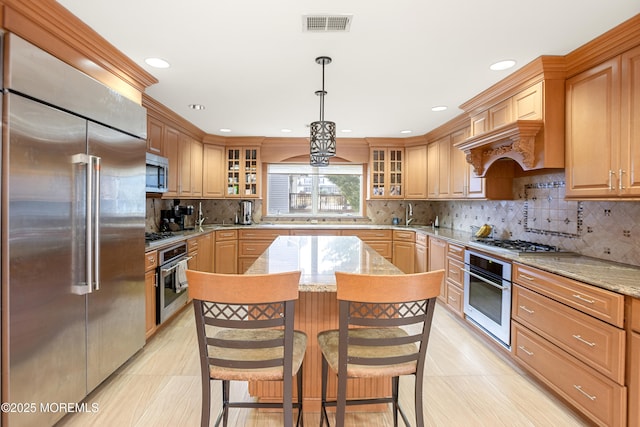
[2,35,147,426]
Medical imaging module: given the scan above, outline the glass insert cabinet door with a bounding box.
[370,148,403,198]
[226,147,259,197]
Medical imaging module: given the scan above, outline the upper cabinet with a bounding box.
[202,144,226,198]
[369,147,404,199]
[226,146,260,198]
[566,45,640,198]
[405,143,428,199]
[146,117,163,155]
[427,136,451,199]
[455,56,566,177]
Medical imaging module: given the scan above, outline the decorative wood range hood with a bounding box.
[454,56,567,177]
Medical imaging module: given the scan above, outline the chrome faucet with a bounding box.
[406,203,414,226]
[196,202,207,230]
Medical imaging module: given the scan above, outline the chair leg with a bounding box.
[284,370,293,427]
[336,368,347,427]
[392,376,399,427]
[222,380,230,427]
[320,357,329,427]
[297,363,304,427]
[414,372,425,427]
[201,377,211,427]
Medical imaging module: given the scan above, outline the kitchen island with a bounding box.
[245,235,404,412]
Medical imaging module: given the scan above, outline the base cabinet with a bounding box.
[215,229,238,273]
[392,230,415,273]
[445,243,464,317]
[428,237,447,302]
[144,250,158,339]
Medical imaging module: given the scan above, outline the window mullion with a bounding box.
[312,174,319,214]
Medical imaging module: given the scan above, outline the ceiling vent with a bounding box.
[302,14,353,32]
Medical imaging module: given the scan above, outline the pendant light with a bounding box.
[310,56,336,166]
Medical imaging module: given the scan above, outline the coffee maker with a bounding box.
[160,204,194,230]
[239,200,253,225]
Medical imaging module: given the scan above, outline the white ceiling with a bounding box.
[57,1,640,139]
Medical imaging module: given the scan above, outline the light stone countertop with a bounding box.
[146,223,640,298]
[244,235,403,292]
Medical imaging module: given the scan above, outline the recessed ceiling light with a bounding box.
[189,104,205,110]
[145,57,170,69]
[219,128,231,133]
[400,130,412,134]
[490,60,516,71]
[340,129,352,133]
[431,106,447,112]
[281,128,292,133]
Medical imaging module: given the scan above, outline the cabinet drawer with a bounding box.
[446,282,463,317]
[187,237,198,252]
[216,229,238,241]
[365,241,392,259]
[238,229,288,240]
[145,250,158,271]
[341,229,392,240]
[393,230,415,242]
[446,257,464,288]
[513,263,624,327]
[447,242,464,261]
[239,241,272,257]
[415,232,427,246]
[512,323,627,427]
[513,285,625,384]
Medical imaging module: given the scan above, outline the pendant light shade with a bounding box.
[310,56,336,166]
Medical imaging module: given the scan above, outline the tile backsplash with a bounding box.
[147,171,640,267]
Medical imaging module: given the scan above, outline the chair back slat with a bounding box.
[208,357,284,370]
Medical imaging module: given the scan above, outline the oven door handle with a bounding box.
[160,256,194,274]
[463,268,509,291]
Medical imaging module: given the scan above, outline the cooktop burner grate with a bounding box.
[145,231,175,242]
[473,238,564,253]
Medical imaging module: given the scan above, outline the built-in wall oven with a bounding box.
[157,241,190,324]
[463,249,512,349]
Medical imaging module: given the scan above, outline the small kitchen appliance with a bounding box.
[239,200,253,225]
[160,204,195,230]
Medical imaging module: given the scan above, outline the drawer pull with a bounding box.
[148,257,155,263]
[520,274,535,281]
[519,305,535,314]
[572,334,596,347]
[573,385,597,401]
[518,345,534,356]
[572,294,595,304]
[246,248,256,251]
[448,296,457,302]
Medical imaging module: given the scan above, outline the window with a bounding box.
[267,164,363,217]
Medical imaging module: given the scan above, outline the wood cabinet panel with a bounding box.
[392,241,415,274]
[620,45,640,196]
[513,263,624,327]
[470,111,488,136]
[364,241,392,259]
[566,57,620,197]
[447,242,464,261]
[392,229,415,242]
[415,240,427,273]
[512,323,627,427]
[446,257,464,288]
[144,250,158,339]
[202,144,225,198]
[163,126,179,197]
[513,285,625,384]
[514,81,543,120]
[238,228,289,240]
[489,98,513,129]
[428,237,447,301]
[147,117,163,154]
[215,239,237,274]
[215,229,238,241]
[446,282,463,317]
[405,145,428,199]
[630,332,640,427]
[427,137,450,198]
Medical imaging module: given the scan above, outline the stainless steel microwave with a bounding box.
[146,152,169,193]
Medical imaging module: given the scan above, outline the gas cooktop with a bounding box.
[472,238,567,254]
[145,231,176,243]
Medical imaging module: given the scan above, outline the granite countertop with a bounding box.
[145,223,640,299]
[244,235,403,292]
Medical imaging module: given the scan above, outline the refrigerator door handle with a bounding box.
[70,153,101,294]
[92,155,101,291]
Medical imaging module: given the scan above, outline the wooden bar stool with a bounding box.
[317,270,444,427]
[187,270,306,427]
